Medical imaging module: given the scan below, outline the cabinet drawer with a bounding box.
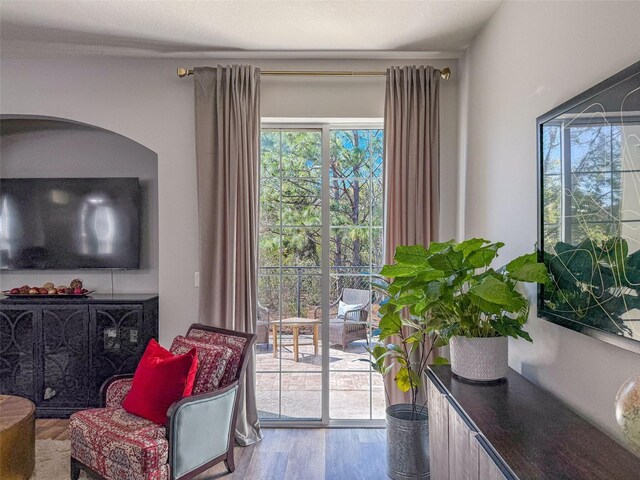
[40,305,90,408]
[0,307,37,400]
[448,398,479,480]
[90,304,148,402]
[427,375,450,480]
[476,435,510,480]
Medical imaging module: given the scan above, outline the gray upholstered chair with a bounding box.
[70,325,256,480]
[315,288,371,349]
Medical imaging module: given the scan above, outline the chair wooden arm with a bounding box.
[344,306,368,322]
[314,298,341,318]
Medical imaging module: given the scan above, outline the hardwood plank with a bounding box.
[36,419,70,440]
[199,428,388,479]
[37,422,386,479]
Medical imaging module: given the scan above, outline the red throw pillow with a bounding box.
[122,339,198,424]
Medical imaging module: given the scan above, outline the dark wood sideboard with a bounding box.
[427,365,640,480]
[0,294,158,417]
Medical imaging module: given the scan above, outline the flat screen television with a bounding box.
[0,177,141,270]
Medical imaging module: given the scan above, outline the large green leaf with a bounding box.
[395,293,423,306]
[417,269,445,283]
[427,248,464,274]
[379,312,402,333]
[427,240,455,254]
[394,245,430,265]
[505,252,537,272]
[380,264,417,278]
[466,242,504,268]
[377,302,396,315]
[395,367,412,392]
[509,261,548,283]
[453,238,490,257]
[468,276,527,313]
[424,280,446,300]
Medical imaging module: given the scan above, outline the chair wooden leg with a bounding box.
[70,458,81,480]
[224,449,236,473]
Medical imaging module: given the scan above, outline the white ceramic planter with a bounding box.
[450,336,508,382]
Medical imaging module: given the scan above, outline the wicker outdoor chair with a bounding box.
[314,288,370,349]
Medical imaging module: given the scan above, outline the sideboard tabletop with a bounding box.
[0,293,158,304]
[427,365,640,479]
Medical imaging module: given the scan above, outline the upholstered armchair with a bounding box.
[315,288,371,349]
[70,325,256,480]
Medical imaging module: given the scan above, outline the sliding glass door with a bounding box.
[256,124,384,424]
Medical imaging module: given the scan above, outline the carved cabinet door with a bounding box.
[90,304,145,404]
[40,305,90,409]
[0,306,37,400]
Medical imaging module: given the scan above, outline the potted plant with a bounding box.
[377,239,548,383]
[364,276,447,479]
[366,239,546,479]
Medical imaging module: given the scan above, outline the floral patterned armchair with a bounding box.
[70,325,256,480]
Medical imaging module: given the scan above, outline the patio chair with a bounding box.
[257,302,270,346]
[70,324,256,480]
[315,288,370,349]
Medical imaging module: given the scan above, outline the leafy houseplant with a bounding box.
[375,239,548,382]
[367,239,547,480]
[365,281,441,480]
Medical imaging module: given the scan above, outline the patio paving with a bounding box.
[256,336,386,420]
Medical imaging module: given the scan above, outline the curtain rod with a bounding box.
[176,67,451,80]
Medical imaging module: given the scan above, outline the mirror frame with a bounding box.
[537,60,640,354]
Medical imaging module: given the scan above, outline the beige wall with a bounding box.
[0,57,459,345]
[460,0,640,443]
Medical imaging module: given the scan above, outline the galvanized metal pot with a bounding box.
[450,335,508,382]
[386,404,429,480]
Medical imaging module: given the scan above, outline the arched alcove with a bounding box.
[0,115,159,294]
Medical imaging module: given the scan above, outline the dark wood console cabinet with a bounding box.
[0,294,158,417]
[427,365,640,480]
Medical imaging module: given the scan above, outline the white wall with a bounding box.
[460,0,640,443]
[0,56,459,345]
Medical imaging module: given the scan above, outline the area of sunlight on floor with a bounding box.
[256,336,386,420]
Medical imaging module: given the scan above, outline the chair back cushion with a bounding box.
[122,339,198,425]
[342,288,371,307]
[337,300,365,319]
[170,335,235,394]
[186,329,247,387]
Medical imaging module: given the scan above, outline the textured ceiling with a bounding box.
[0,0,502,58]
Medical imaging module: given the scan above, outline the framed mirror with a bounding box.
[538,61,640,354]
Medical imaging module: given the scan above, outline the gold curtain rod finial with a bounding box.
[440,67,451,80]
[177,67,192,78]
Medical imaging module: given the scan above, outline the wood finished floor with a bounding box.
[35,419,388,480]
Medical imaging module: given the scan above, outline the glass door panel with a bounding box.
[257,126,384,423]
[257,129,323,421]
[329,128,384,421]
